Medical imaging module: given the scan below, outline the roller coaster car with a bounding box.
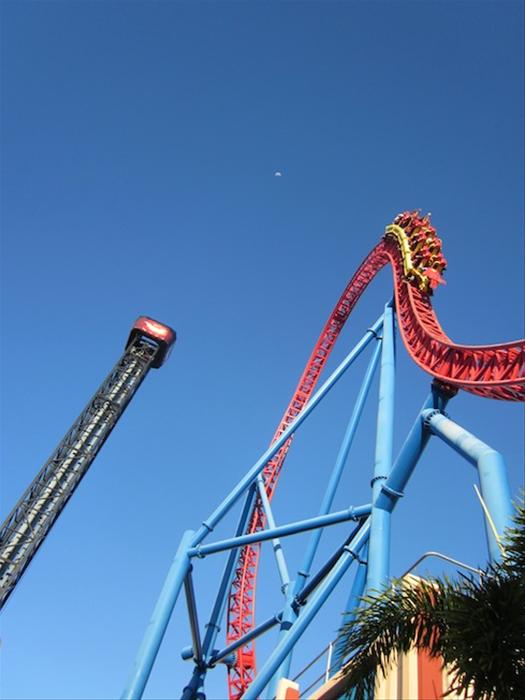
[126,316,177,368]
[387,212,447,295]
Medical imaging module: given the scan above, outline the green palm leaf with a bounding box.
[338,500,525,700]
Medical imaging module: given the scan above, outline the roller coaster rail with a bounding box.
[120,212,524,700]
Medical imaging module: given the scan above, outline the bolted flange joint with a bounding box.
[421,408,446,431]
[367,327,383,340]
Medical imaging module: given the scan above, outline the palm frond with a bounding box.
[337,578,447,699]
[440,570,525,699]
[501,494,525,578]
[338,498,525,700]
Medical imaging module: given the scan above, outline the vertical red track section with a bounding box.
[226,229,525,699]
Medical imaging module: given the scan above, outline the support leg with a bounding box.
[374,390,452,515]
[297,338,381,589]
[366,303,396,594]
[200,484,257,660]
[422,411,513,562]
[257,476,290,593]
[121,530,195,700]
[180,667,206,700]
[267,583,297,699]
[331,543,368,673]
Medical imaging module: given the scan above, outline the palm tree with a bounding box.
[337,500,525,700]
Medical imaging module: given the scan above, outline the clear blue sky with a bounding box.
[1,1,523,699]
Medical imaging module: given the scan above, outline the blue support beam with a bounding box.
[189,504,372,558]
[256,479,290,700]
[183,568,203,666]
[295,521,367,606]
[422,410,513,562]
[200,483,257,661]
[366,303,396,594]
[181,667,206,700]
[331,543,368,673]
[256,476,290,592]
[373,391,452,515]
[180,485,258,698]
[209,612,283,667]
[121,530,195,700]
[267,581,297,699]
[297,339,382,589]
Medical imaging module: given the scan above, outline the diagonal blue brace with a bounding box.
[121,530,195,700]
[422,410,513,563]
[297,338,382,589]
[200,483,257,662]
[331,542,368,673]
[256,476,290,592]
[267,334,382,695]
[373,391,453,517]
[209,613,283,667]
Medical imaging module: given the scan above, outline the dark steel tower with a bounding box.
[0,317,176,610]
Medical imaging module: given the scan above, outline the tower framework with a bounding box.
[0,316,175,610]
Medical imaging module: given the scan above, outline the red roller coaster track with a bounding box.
[226,215,525,699]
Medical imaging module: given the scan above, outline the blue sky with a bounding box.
[1,1,523,699]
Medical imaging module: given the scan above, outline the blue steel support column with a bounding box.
[267,581,297,700]
[423,411,513,562]
[180,487,258,700]
[121,530,195,700]
[366,303,395,594]
[179,488,257,700]
[331,543,368,673]
[256,476,290,592]
[297,339,382,590]
[256,474,290,700]
[267,340,382,694]
[210,613,283,666]
[181,667,206,700]
[184,568,203,665]
[373,391,452,517]
[200,484,257,661]
[243,522,371,700]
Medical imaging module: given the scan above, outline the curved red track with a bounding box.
[226,235,525,699]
